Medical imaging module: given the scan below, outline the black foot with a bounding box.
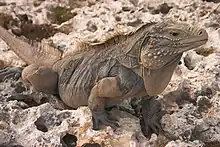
[0,67,23,81]
[92,110,119,130]
[141,98,165,136]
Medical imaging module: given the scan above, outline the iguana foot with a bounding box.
[0,67,23,81]
[92,110,119,130]
[141,98,165,136]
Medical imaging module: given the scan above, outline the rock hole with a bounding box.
[0,145,24,147]
[14,82,26,93]
[8,95,38,108]
[0,2,6,6]
[152,3,172,14]
[49,6,76,25]
[40,97,49,104]
[205,87,214,98]
[195,86,215,99]
[3,93,8,97]
[122,6,132,12]
[34,117,48,132]
[206,142,220,147]
[202,0,220,3]
[86,21,98,32]
[1,13,59,41]
[115,16,121,21]
[82,143,101,147]
[61,133,77,147]
[195,48,215,57]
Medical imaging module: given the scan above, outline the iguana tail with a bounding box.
[0,26,62,67]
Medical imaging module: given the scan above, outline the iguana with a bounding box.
[0,21,208,131]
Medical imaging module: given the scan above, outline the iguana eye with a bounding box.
[170,31,179,37]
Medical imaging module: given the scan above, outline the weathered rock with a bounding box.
[190,93,220,146]
[165,140,205,147]
[161,103,201,140]
[184,51,203,70]
[0,102,150,146]
[192,117,220,146]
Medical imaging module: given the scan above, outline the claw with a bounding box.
[0,67,23,81]
[92,110,119,130]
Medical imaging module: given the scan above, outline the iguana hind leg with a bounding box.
[22,64,58,94]
[0,64,58,94]
[88,77,123,130]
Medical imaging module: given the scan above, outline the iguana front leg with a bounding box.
[141,97,165,136]
[88,77,123,130]
[0,64,58,94]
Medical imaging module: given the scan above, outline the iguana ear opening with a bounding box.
[143,54,182,96]
[115,35,150,69]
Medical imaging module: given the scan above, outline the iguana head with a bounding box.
[140,21,208,69]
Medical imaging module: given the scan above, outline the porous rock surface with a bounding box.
[0,0,220,146]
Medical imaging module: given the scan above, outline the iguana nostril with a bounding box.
[196,29,208,39]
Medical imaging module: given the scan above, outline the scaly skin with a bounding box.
[0,21,208,131]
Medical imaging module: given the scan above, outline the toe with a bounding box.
[92,116,100,130]
[92,110,119,130]
[104,118,119,129]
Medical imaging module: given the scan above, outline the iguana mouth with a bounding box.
[162,38,208,55]
[150,38,208,56]
[172,40,207,50]
[179,39,208,46]
[145,39,207,57]
[177,31,208,46]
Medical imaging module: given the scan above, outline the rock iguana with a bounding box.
[0,21,208,131]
